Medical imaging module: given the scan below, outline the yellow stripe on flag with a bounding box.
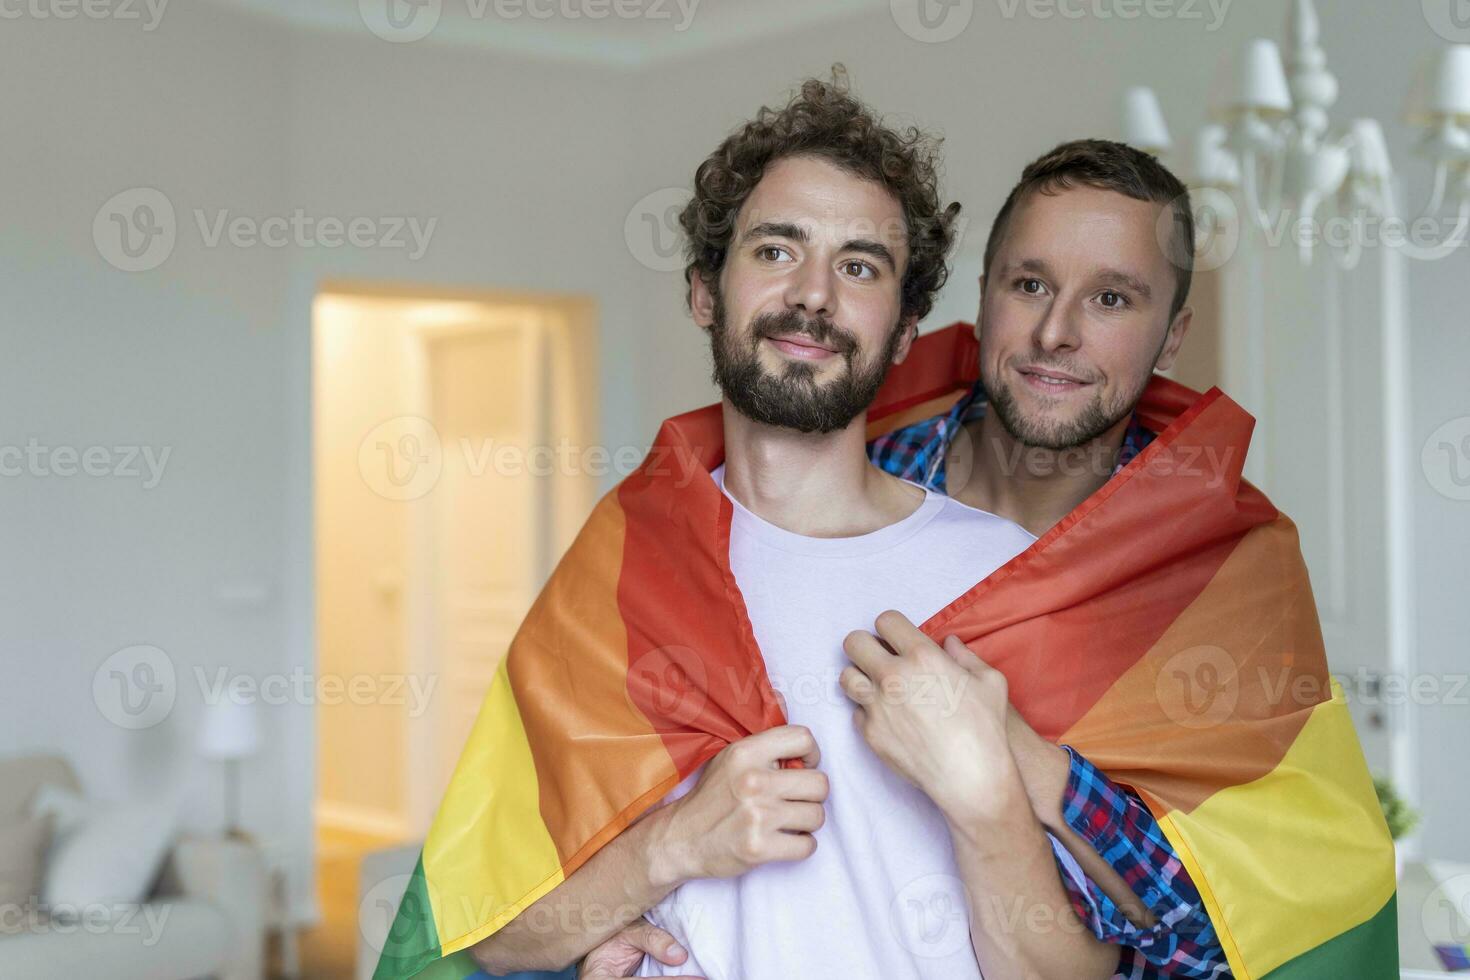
[425,657,566,954]
[1152,683,1396,979]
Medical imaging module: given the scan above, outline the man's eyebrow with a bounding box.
[741,221,808,245]
[999,257,1054,279]
[741,222,898,272]
[1094,269,1153,300]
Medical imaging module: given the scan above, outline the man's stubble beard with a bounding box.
[707,285,907,435]
[983,357,1151,451]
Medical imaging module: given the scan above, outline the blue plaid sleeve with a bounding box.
[1050,746,1230,979]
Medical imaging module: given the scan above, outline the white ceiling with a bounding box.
[203,0,889,67]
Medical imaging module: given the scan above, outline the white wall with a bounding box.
[2,0,1465,927]
[1,0,304,896]
[0,2,644,920]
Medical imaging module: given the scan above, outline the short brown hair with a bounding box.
[983,139,1195,318]
[679,66,962,323]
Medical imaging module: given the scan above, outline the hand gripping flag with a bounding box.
[374,323,1397,980]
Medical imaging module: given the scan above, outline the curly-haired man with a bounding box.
[465,68,1192,980]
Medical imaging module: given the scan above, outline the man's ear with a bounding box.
[890,315,920,364]
[1153,305,1194,373]
[690,269,716,330]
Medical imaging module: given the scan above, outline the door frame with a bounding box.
[314,280,599,840]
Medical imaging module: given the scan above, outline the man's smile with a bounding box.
[764,333,840,360]
[1015,364,1094,396]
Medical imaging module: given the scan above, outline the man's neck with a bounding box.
[719,397,924,538]
[953,410,1130,538]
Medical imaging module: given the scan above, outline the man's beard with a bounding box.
[707,289,906,434]
[984,357,1146,451]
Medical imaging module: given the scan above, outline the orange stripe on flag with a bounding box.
[511,493,680,866]
[1056,516,1326,815]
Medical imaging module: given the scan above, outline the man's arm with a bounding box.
[470,799,686,974]
[1005,713,1159,931]
[944,767,1119,980]
[470,724,828,974]
[841,613,1118,980]
[1011,719,1230,977]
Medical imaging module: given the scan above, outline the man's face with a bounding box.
[979,185,1191,450]
[691,154,916,434]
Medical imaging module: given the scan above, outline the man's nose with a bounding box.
[784,259,836,320]
[1032,294,1083,353]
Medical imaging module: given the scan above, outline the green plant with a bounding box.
[1373,775,1420,841]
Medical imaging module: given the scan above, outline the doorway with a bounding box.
[306,283,597,977]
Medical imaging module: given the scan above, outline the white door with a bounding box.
[425,318,548,803]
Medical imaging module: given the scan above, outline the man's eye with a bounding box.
[1098,290,1128,309]
[841,260,876,280]
[1017,278,1044,294]
[757,245,791,262]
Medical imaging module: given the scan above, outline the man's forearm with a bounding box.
[944,765,1117,980]
[470,802,689,974]
[1005,711,1156,930]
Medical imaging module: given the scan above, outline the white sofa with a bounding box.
[0,753,266,980]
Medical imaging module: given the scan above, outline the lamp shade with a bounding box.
[1122,87,1172,154]
[1224,39,1292,117]
[199,698,261,760]
[1431,46,1470,120]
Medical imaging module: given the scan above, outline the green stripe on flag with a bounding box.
[373,856,444,980]
[1261,891,1398,979]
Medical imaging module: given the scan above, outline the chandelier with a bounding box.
[1121,0,1470,269]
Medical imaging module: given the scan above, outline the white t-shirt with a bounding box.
[636,466,1069,979]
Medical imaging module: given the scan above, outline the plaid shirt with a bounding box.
[868,380,1230,980]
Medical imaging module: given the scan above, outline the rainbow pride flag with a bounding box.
[374,323,1397,980]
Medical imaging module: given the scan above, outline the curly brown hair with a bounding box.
[679,66,961,323]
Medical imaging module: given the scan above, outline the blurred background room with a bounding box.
[2,0,1468,977]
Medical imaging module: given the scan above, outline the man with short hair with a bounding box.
[856,139,1228,979]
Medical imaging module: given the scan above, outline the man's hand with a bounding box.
[576,917,704,980]
[469,716,826,974]
[842,610,1138,979]
[653,723,829,885]
[840,609,1023,824]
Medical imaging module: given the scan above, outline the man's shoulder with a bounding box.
[920,492,1037,557]
[868,414,949,489]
